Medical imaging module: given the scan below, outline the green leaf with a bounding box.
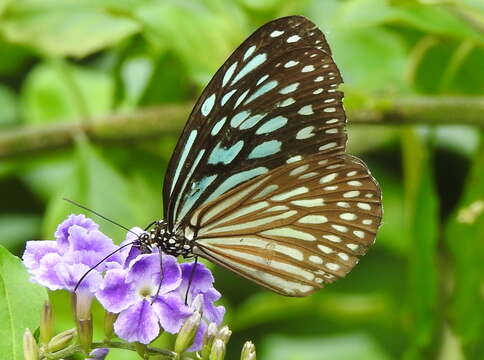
[444,132,484,357]
[401,128,439,358]
[329,27,407,93]
[0,215,41,251]
[0,0,139,57]
[43,137,138,241]
[0,245,47,359]
[21,61,113,125]
[261,333,391,360]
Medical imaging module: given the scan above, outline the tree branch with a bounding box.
[1,96,482,160]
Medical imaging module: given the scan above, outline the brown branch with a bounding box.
[1,97,483,160]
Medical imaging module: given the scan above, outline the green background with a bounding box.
[0,0,483,359]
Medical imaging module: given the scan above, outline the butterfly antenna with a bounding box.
[185,256,198,305]
[151,250,164,304]
[74,241,135,292]
[63,198,139,238]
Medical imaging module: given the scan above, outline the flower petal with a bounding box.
[96,269,136,313]
[55,262,102,293]
[180,262,214,298]
[127,254,181,294]
[22,240,59,272]
[55,214,98,251]
[152,292,192,334]
[114,299,160,344]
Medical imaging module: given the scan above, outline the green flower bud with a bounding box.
[209,339,226,360]
[46,328,76,353]
[40,300,54,344]
[174,312,201,354]
[23,328,39,360]
[240,341,256,360]
[104,311,117,340]
[201,322,218,359]
[217,326,232,344]
[77,317,92,354]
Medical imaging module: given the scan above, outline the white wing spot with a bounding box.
[347,243,359,251]
[298,105,314,115]
[326,164,344,170]
[296,126,315,140]
[325,128,338,134]
[320,173,338,183]
[289,164,309,176]
[318,245,334,254]
[357,202,371,210]
[244,45,256,60]
[298,215,328,224]
[323,185,338,191]
[221,89,237,106]
[291,198,325,207]
[298,172,318,179]
[313,88,323,94]
[261,228,316,241]
[326,263,340,271]
[211,117,227,136]
[222,62,237,87]
[347,171,358,176]
[284,60,299,68]
[332,224,348,233]
[323,107,337,113]
[257,74,269,85]
[337,202,350,208]
[340,213,357,221]
[343,191,360,198]
[314,76,324,82]
[338,253,349,261]
[271,186,308,201]
[365,193,375,198]
[279,82,299,94]
[362,219,373,225]
[270,30,284,37]
[279,98,296,107]
[287,35,301,43]
[201,93,216,116]
[309,255,323,264]
[287,155,302,163]
[353,230,365,239]
[348,180,363,186]
[326,118,339,124]
[302,65,315,72]
[253,184,279,199]
[323,234,341,243]
[319,142,337,151]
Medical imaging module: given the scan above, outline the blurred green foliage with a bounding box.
[0,0,483,359]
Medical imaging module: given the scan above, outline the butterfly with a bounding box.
[138,15,382,297]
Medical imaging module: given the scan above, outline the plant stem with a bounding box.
[41,340,177,359]
[1,97,483,160]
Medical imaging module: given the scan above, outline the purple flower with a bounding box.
[22,214,122,293]
[96,253,192,344]
[87,348,109,359]
[178,262,225,351]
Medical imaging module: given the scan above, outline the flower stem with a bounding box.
[41,340,177,359]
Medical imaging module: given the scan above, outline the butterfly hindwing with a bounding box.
[190,154,382,296]
[163,16,346,229]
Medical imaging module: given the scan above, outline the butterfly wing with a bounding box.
[190,154,382,296]
[163,16,346,230]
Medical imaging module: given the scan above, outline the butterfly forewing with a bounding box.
[190,154,382,296]
[163,16,346,229]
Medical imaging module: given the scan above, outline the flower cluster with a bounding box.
[23,214,225,351]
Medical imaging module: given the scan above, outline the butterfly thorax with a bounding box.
[136,220,194,258]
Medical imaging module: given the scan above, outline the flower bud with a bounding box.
[240,341,256,360]
[77,317,93,354]
[40,300,54,344]
[103,311,117,340]
[217,325,232,344]
[201,322,218,359]
[209,339,226,360]
[174,311,201,354]
[46,328,76,353]
[23,328,39,360]
[87,348,109,360]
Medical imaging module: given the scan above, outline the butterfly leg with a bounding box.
[184,256,198,305]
